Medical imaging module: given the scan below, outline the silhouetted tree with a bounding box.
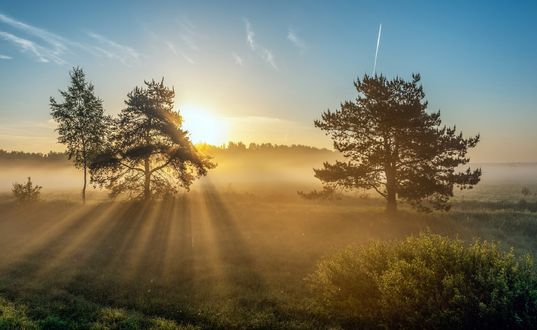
[50,67,108,203]
[90,79,215,199]
[312,74,481,212]
[522,187,531,197]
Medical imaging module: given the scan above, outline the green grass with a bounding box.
[0,184,537,329]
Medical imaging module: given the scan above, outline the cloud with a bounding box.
[287,29,306,53]
[86,32,141,66]
[0,31,64,64]
[0,12,140,66]
[0,54,12,60]
[180,51,195,64]
[244,19,278,70]
[245,19,256,50]
[0,13,68,53]
[232,52,243,66]
[165,40,178,55]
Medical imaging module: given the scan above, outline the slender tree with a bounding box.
[312,74,481,212]
[50,67,108,203]
[90,79,215,199]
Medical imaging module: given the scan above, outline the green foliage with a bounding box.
[90,79,215,199]
[12,177,41,204]
[50,67,108,168]
[0,297,37,329]
[308,233,537,329]
[313,74,481,212]
[90,307,197,330]
[50,67,109,202]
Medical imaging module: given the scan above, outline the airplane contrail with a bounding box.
[373,23,382,75]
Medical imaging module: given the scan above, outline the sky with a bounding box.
[0,0,536,162]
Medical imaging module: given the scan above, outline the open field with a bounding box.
[1,176,537,328]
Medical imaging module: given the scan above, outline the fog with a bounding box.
[1,155,536,198]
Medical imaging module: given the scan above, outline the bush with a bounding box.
[12,177,42,204]
[0,297,37,329]
[307,233,537,329]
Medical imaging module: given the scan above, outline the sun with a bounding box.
[179,104,228,146]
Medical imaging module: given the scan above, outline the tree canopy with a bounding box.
[312,74,481,212]
[90,79,215,199]
[50,67,108,203]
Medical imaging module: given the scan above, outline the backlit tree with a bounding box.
[312,74,481,212]
[90,79,215,199]
[50,67,108,203]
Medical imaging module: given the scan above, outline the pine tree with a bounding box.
[90,79,215,199]
[50,67,108,203]
[313,74,481,212]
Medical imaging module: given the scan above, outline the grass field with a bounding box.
[1,177,537,329]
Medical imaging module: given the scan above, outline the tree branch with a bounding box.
[150,159,172,174]
[120,162,145,173]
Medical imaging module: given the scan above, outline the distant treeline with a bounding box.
[0,149,68,162]
[199,142,333,156]
[0,143,334,163]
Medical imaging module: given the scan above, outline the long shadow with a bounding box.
[99,200,153,275]
[63,201,152,301]
[131,198,176,281]
[201,181,267,301]
[0,203,112,297]
[0,201,89,265]
[172,194,194,281]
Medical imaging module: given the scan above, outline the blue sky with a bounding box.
[0,0,536,161]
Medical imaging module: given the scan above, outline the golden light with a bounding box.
[179,104,228,146]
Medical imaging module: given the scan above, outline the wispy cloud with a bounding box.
[180,52,195,64]
[246,20,256,50]
[0,54,12,60]
[287,28,306,53]
[0,12,140,66]
[165,40,178,55]
[0,31,64,64]
[244,19,278,70]
[145,27,195,65]
[0,13,68,53]
[86,32,140,66]
[176,16,199,63]
[232,52,243,66]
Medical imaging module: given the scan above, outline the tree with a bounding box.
[522,187,531,197]
[12,177,42,204]
[50,67,108,203]
[90,79,215,199]
[312,74,481,212]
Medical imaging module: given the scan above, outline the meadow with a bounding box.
[1,150,537,329]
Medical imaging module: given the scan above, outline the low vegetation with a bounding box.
[11,177,41,204]
[0,193,537,329]
[308,233,537,329]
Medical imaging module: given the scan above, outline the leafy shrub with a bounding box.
[308,233,537,329]
[12,177,42,204]
[0,297,37,329]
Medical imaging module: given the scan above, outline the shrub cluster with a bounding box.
[308,233,537,329]
[12,177,42,204]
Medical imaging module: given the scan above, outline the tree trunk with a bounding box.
[385,166,397,214]
[82,162,87,204]
[144,157,151,200]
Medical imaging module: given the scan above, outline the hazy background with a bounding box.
[1,149,536,203]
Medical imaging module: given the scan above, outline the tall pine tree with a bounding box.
[312,74,481,212]
[90,79,215,199]
[50,67,108,203]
